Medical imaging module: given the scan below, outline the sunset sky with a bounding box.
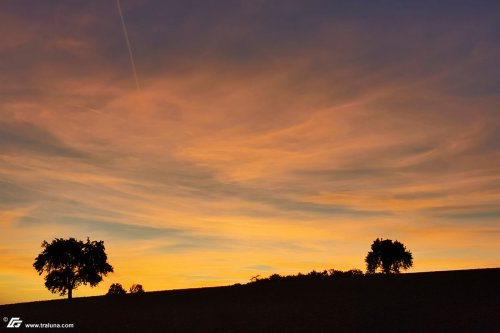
[1,0,500,304]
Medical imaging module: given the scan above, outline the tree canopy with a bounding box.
[33,237,113,299]
[107,283,127,295]
[365,238,413,274]
[129,284,145,294]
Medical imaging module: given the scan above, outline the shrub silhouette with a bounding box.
[33,237,113,299]
[365,238,413,274]
[329,269,364,278]
[250,268,364,283]
[129,284,144,294]
[107,283,126,295]
[346,269,364,276]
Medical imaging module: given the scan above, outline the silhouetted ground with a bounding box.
[1,268,499,332]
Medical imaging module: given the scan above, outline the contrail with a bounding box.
[116,0,141,93]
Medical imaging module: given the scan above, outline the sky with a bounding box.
[1,0,499,304]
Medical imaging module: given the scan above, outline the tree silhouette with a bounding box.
[107,283,127,295]
[129,283,144,294]
[365,238,413,274]
[33,237,113,299]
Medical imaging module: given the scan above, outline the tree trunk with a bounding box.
[68,287,72,300]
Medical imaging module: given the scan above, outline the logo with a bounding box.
[6,317,23,328]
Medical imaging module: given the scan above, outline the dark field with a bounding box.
[1,268,499,332]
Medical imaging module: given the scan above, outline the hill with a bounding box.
[1,268,499,332]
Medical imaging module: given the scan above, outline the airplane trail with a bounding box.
[116,0,141,93]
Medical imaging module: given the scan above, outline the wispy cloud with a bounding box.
[0,121,87,158]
